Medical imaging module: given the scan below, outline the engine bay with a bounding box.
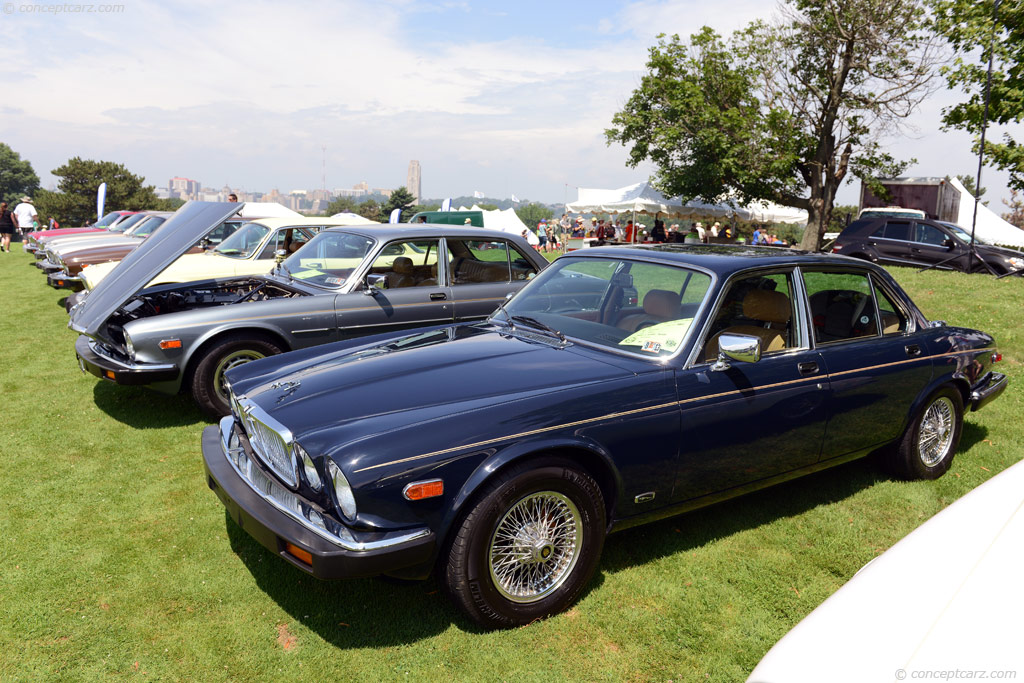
[108,279,304,329]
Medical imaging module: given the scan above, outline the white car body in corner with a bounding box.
[749,458,1024,683]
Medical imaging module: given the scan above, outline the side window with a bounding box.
[803,271,877,343]
[508,243,539,280]
[874,282,909,335]
[701,272,795,361]
[258,228,312,260]
[370,240,440,288]
[914,223,947,246]
[882,221,910,241]
[448,240,518,284]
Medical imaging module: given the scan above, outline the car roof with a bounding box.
[564,243,876,277]
[242,216,383,229]
[322,223,531,242]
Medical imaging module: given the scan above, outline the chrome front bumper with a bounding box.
[202,417,435,579]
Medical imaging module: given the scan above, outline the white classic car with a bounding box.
[80,216,378,290]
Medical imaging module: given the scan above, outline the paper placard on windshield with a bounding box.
[619,319,693,353]
[291,269,321,280]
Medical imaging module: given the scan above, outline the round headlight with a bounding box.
[123,331,136,361]
[326,460,357,520]
[1006,257,1024,270]
[295,442,321,491]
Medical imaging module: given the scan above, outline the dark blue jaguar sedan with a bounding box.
[201,245,1007,628]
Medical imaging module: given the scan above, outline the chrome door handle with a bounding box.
[429,292,447,301]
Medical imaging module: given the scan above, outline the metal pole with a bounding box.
[969,0,1002,263]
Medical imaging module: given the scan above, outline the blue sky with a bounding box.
[1,0,1021,210]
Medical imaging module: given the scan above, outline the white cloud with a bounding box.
[2,0,1020,209]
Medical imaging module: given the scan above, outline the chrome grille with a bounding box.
[238,401,297,488]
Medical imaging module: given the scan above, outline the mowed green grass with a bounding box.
[0,245,1020,681]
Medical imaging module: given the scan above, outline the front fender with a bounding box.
[437,434,622,545]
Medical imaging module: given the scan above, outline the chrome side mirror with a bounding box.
[274,248,287,263]
[711,333,761,372]
[364,273,386,295]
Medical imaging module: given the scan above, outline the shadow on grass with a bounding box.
[219,424,987,647]
[599,423,988,575]
[92,381,209,428]
[224,510,610,645]
[225,517,465,644]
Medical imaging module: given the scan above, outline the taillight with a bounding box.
[992,352,1002,363]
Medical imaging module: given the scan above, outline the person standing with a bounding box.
[0,202,17,252]
[651,218,666,243]
[13,196,37,240]
[227,193,238,202]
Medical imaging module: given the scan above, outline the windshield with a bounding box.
[939,221,993,245]
[214,222,270,259]
[281,231,376,288]
[498,256,713,358]
[109,213,147,233]
[94,211,123,227]
[130,216,166,238]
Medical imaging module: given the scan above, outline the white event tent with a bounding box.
[948,176,1024,248]
[565,182,807,225]
[455,205,539,246]
[329,211,380,225]
[238,202,301,218]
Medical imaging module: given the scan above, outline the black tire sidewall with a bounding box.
[192,335,282,417]
[455,463,605,627]
[900,387,964,480]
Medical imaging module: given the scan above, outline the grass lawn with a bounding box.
[0,245,1020,681]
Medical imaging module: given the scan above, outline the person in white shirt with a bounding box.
[13,196,37,237]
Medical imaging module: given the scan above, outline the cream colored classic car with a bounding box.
[80,216,378,290]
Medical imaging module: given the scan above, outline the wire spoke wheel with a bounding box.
[488,491,583,603]
[918,396,954,467]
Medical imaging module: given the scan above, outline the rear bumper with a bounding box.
[202,418,435,580]
[48,271,84,291]
[74,335,179,385]
[970,371,1008,412]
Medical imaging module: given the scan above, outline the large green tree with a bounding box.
[515,203,553,229]
[606,0,939,251]
[324,196,358,216]
[380,186,417,222]
[932,0,1024,190]
[34,158,159,226]
[0,143,41,205]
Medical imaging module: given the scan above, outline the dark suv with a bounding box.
[832,216,1024,275]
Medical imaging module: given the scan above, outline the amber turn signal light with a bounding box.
[403,479,444,501]
[284,542,312,566]
[159,339,182,350]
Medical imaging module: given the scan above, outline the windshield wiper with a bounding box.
[510,315,566,343]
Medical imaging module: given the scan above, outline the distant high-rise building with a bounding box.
[406,160,421,203]
[169,176,200,200]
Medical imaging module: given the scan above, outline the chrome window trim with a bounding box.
[686,265,807,368]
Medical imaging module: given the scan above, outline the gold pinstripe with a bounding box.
[353,347,991,473]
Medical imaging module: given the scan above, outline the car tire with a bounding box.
[191,333,283,418]
[887,386,963,480]
[443,458,606,628]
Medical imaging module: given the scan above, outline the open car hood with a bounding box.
[69,201,243,340]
